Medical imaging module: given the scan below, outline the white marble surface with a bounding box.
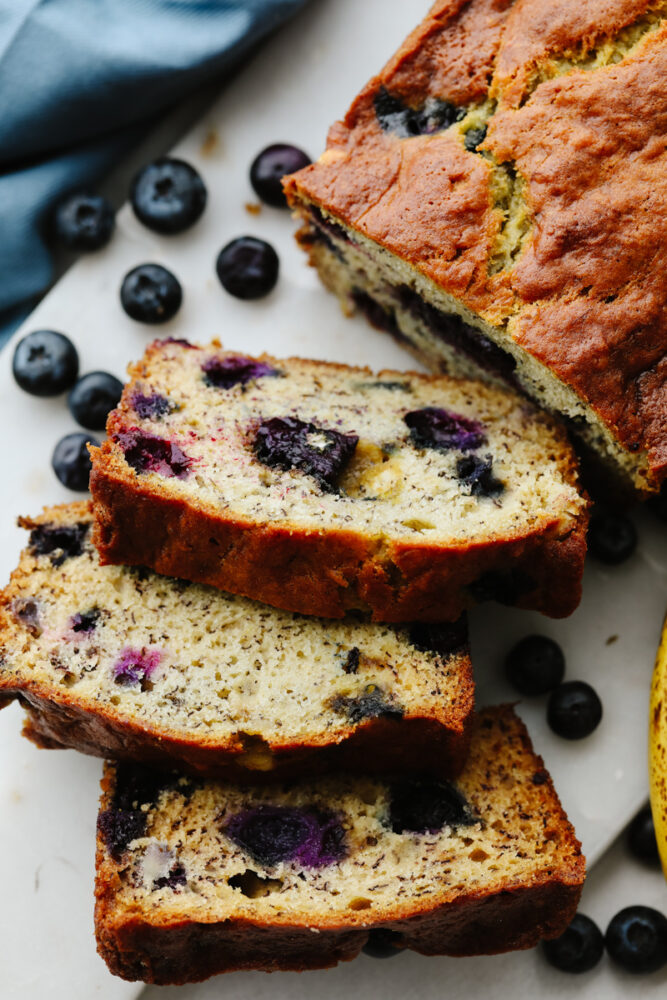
[1,1,666,997]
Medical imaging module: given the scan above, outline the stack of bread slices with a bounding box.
[0,335,590,984]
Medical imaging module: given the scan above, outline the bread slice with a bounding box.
[95,706,585,984]
[284,1,667,497]
[0,502,474,779]
[89,339,588,621]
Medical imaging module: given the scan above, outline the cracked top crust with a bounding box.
[285,0,667,487]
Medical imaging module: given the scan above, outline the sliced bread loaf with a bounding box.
[0,503,473,779]
[95,706,585,984]
[90,338,588,621]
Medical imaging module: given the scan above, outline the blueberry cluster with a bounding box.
[253,416,359,493]
[224,805,346,868]
[404,406,503,498]
[543,905,667,975]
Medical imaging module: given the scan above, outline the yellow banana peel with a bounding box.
[649,615,667,879]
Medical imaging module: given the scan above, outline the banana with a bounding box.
[649,614,667,879]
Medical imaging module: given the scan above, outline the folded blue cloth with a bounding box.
[0,0,310,346]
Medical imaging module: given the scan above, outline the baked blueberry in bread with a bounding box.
[89,338,588,621]
[284,0,667,498]
[0,503,473,779]
[94,706,585,984]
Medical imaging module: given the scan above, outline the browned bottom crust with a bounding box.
[91,467,588,621]
[11,692,472,781]
[96,877,581,983]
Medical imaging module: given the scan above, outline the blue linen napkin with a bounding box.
[0,0,310,347]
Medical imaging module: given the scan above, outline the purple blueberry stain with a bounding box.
[69,607,102,635]
[253,416,358,492]
[202,355,281,390]
[98,763,173,860]
[456,454,504,498]
[388,777,476,834]
[404,407,487,453]
[11,598,43,636]
[154,862,187,890]
[115,429,191,478]
[28,522,89,566]
[130,391,173,420]
[224,805,346,868]
[113,646,163,688]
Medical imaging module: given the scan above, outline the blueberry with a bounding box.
[542,913,604,973]
[115,429,191,479]
[342,647,360,674]
[120,264,182,324]
[388,777,475,834]
[588,508,637,565]
[98,763,173,861]
[605,906,667,973]
[70,608,101,634]
[12,330,79,397]
[68,371,123,430]
[216,237,279,299]
[250,143,311,207]
[362,929,404,959]
[29,522,89,565]
[464,126,487,152]
[547,681,602,739]
[225,806,346,868]
[374,87,464,137]
[113,647,162,687]
[404,406,486,453]
[11,598,42,637]
[456,454,504,498]
[97,808,147,862]
[202,355,280,390]
[130,158,207,234]
[331,686,403,724]
[253,416,358,492]
[627,806,661,866]
[52,432,98,492]
[408,617,468,659]
[154,863,187,891]
[130,391,172,420]
[53,191,115,251]
[505,635,565,696]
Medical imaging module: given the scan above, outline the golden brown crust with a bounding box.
[94,707,585,984]
[90,457,587,620]
[285,1,667,489]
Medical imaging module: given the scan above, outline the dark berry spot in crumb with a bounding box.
[352,290,402,338]
[113,647,162,687]
[362,929,404,959]
[464,126,487,152]
[154,862,187,891]
[532,770,549,786]
[408,617,468,658]
[456,454,504,497]
[29,522,89,566]
[405,407,487,453]
[116,429,191,479]
[130,391,173,420]
[389,776,476,834]
[11,598,43,636]
[97,809,147,862]
[70,608,101,634]
[253,416,358,492]
[342,647,360,674]
[225,805,346,868]
[542,913,604,973]
[202,355,280,390]
[98,763,174,860]
[356,380,412,392]
[374,87,464,138]
[330,686,403,724]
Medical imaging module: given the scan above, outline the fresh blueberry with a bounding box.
[404,407,486,453]
[362,929,404,959]
[605,906,667,973]
[29,522,89,565]
[542,913,604,973]
[627,806,661,866]
[388,777,475,834]
[216,237,279,300]
[547,681,602,739]
[115,429,191,479]
[225,806,346,868]
[52,432,98,492]
[588,508,637,565]
[464,126,487,152]
[202,355,280,390]
[253,416,358,492]
[505,635,565,696]
[250,143,312,207]
[408,617,468,659]
[12,330,79,397]
[456,454,504,498]
[120,264,182,324]
[53,191,115,251]
[68,371,123,430]
[130,158,207,234]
